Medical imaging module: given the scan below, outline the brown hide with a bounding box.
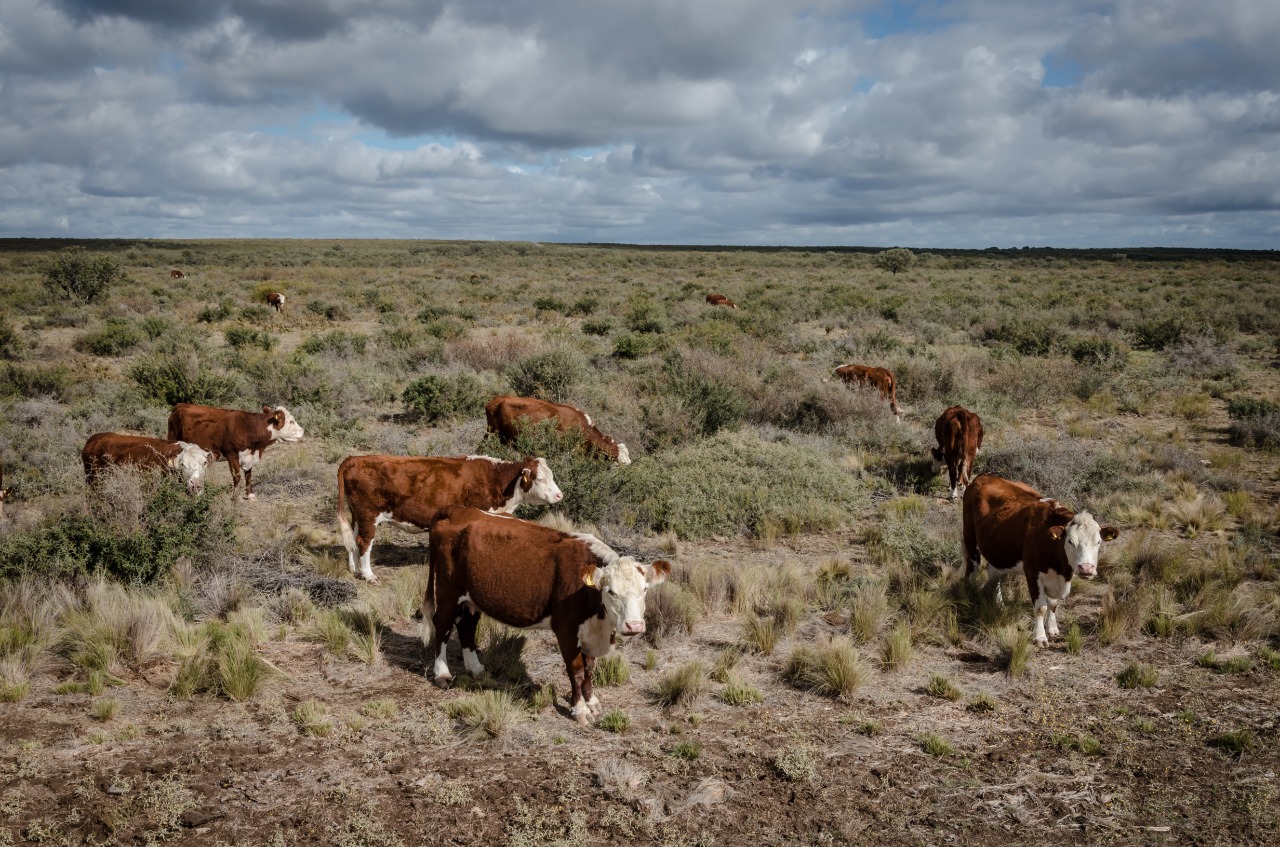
[166,403,287,497]
[266,292,285,312]
[485,395,625,462]
[834,364,901,418]
[932,405,983,498]
[82,433,185,483]
[705,293,737,308]
[170,269,186,279]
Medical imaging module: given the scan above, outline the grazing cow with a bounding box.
[0,462,11,519]
[266,292,285,313]
[423,506,671,723]
[705,292,737,309]
[336,454,563,583]
[931,406,984,500]
[832,364,902,421]
[962,474,1119,646]
[486,395,631,465]
[166,403,304,500]
[81,433,213,495]
[170,269,186,280]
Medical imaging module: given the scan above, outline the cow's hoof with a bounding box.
[361,574,380,585]
[430,675,452,690]
[1034,637,1049,648]
[243,493,256,501]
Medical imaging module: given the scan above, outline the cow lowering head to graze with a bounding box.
[931,405,984,500]
[166,403,304,500]
[962,474,1119,647]
[832,364,902,421]
[266,292,285,313]
[485,395,631,465]
[170,269,186,280]
[423,506,670,724]
[336,454,562,583]
[82,433,213,495]
[705,292,737,309]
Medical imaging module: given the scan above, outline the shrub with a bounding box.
[197,299,234,323]
[1227,398,1280,450]
[617,430,861,539]
[785,637,869,699]
[444,690,523,740]
[300,330,367,357]
[612,332,659,359]
[507,348,586,403]
[225,326,276,351]
[874,247,915,275]
[653,660,707,708]
[402,372,488,423]
[1133,315,1188,351]
[1116,661,1159,689]
[773,744,818,782]
[0,362,73,399]
[652,353,746,439]
[581,318,614,336]
[592,654,630,688]
[130,352,238,407]
[980,322,1062,357]
[1208,729,1255,759]
[0,313,21,360]
[925,674,962,701]
[625,298,668,334]
[75,319,143,357]
[1167,333,1238,380]
[533,296,568,313]
[0,474,234,583]
[42,247,125,303]
[1069,336,1127,369]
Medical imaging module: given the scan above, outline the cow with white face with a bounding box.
[424,507,671,723]
[82,433,215,495]
[962,474,1119,646]
[166,403,304,499]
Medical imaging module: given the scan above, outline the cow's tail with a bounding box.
[420,512,450,652]
[888,375,903,420]
[335,463,359,568]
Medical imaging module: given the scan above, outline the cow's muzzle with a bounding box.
[621,620,646,636]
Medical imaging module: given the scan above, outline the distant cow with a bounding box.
[266,292,285,313]
[486,395,631,465]
[336,454,563,583]
[423,506,671,723]
[705,293,737,309]
[962,474,1119,646]
[931,406,984,500]
[170,269,186,280]
[0,462,11,518]
[832,364,902,421]
[82,433,213,495]
[166,403,304,500]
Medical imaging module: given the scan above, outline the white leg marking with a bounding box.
[462,648,485,677]
[1033,600,1049,646]
[432,643,452,682]
[359,548,377,583]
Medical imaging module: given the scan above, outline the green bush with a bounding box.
[612,333,659,359]
[1069,336,1127,369]
[533,296,568,313]
[402,373,488,423]
[617,430,862,539]
[0,313,21,360]
[139,316,168,341]
[477,420,620,525]
[225,326,276,351]
[130,352,239,406]
[0,362,73,399]
[41,247,125,303]
[1227,398,1280,420]
[646,353,746,441]
[1227,398,1280,449]
[0,476,234,583]
[306,300,348,321]
[300,330,367,357]
[507,348,586,403]
[980,322,1062,357]
[197,298,234,323]
[625,298,668,334]
[581,318,614,337]
[75,319,143,357]
[874,247,915,275]
[1133,315,1188,351]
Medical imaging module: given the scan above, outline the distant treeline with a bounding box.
[0,237,1275,263]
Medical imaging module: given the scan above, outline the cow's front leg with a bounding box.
[1046,598,1060,640]
[1032,596,1050,647]
[580,653,601,715]
[456,608,485,677]
[226,453,243,497]
[426,595,459,687]
[560,641,592,725]
[243,467,256,500]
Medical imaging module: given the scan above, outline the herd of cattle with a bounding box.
[56,288,1122,721]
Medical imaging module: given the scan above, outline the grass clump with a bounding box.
[880,620,914,672]
[653,661,707,709]
[967,692,998,714]
[597,708,630,733]
[717,674,764,706]
[443,690,523,740]
[361,698,399,720]
[772,744,818,782]
[991,624,1031,677]
[925,674,962,701]
[592,653,630,688]
[291,699,332,737]
[917,733,956,758]
[785,637,869,699]
[1116,661,1159,689]
[1197,652,1253,674]
[1208,729,1255,758]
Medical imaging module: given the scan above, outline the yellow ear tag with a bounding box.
[583,570,596,588]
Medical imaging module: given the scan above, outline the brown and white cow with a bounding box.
[266,292,285,313]
[931,405,984,500]
[166,403,304,500]
[705,292,737,309]
[486,395,631,465]
[336,454,563,583]
[962,474,1119,647]
[423,506,670,723]
[170,269,186,280]
[81,433,214,495]
[0,462,11,519]
[832,364,902,421]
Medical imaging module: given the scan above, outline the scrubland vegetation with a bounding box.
[1,239,1278,846]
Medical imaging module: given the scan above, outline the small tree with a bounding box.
[875,247,916,275]
[42,247,125,303]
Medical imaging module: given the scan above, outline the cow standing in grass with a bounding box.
[166,403,304,500]
[486,395,631,464]
[336,454,562,583]
[832,364,902,421]
[82,433,213,495]
[266,292,285,313]
[931,405,983,500]
[423,506,670,723]
[962,474,1119,646]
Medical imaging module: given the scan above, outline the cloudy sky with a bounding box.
[1,1,1277,248]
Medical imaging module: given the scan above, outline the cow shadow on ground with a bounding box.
[307,542,428,572]
[873,456,940,495]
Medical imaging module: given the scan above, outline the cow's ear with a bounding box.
[646,559,671,585]
[262,405,273,414]
[582,568,599,588]
[273,410,286,428]
[168,456,180,469]
[520,467,534,490]
[1047,525,1065,541]
[1100,526,1120,541]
